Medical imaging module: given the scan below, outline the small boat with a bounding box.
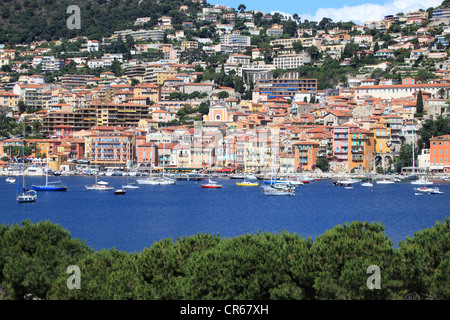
[229,173,246,179]
[122,184,139,189]
[414,187,434,192]
[415,192,423,196]
[333,179,358,186]
[263,186,295,196]
[428,187,444,194]
[411,177,433,185]
[344,186,354,189]
[361,182,373,187]
[376,179,395,184]
[201,178,222,188]
[236,181,259,187]
[114,189,126,195]
[6,177,16,184]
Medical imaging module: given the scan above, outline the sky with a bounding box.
[207,0,443,24]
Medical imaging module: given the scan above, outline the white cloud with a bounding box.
[299,0,442,24]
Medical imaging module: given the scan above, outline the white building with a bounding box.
[354,83,450,100]
[274,53,311,70]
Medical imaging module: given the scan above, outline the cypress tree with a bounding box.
[416,90,424,114]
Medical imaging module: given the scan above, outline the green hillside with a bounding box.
[0,0,203,44]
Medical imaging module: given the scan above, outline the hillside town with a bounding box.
[0,1,450,177]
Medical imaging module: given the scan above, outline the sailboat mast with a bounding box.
[412,123,415,175]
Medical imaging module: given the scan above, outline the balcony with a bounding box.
[351,147,364,153]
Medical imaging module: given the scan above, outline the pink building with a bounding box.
[152,110,178,123]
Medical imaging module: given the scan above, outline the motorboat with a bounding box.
[411,177,433,185]
[361,182,373,187]
[122,183,139,189]
[428,187,444,194]
[376,179,395,184]
[114,189,126,195]
[262,185,295,196]
[136,176,176,185]
[333,179,359,186]
[414,186,435,192]
[6,177,16,184]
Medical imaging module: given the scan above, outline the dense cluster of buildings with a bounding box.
[0,3,449,174]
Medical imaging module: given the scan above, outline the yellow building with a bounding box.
[371,124,392,153]
[155,70,178,86]
[133,82,161,102]
[48,153,68,171]
[0,91,19,109]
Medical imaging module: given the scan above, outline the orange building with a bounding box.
[293,141,319,171]
[137,142,158,165]
[430,134,450,173]
[87,126,136,168]
[348,128,375,173]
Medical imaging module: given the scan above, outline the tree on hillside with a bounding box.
[418,116,450,150]
[416,90,424,115]
[238,4,246,12]
[0,220,91,300]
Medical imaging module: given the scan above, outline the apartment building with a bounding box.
[41,101,150,136]
[61,74,97,88]
[430,134,450,172]
[12,83,52,110]
[133,82,161,102]
[274,53,311,70]
[219,34,251,46]
[266,27,283,37]
[87,126,136,168]
[0,91,19,109]
[348,128,375,172]
[293,141,319,171]
[41,56,65,72]
[256,78,318,99]
[354,83,450,100]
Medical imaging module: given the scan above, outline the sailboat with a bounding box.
[16,124,37,203]
[201,177,223,188]
[361,175,374,187]
[32,158,67,191]
[122,172,139,189]
[236,153,258,187]
[85,174,114,191]
[136,142,176,185]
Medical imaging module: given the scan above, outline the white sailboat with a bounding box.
[85,174,114,191]
[136,142,176,185]
[361,174,374,187]
[16,124,37,203]
[122,173,139,189]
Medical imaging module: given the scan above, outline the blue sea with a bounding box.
[1,176,449,253]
